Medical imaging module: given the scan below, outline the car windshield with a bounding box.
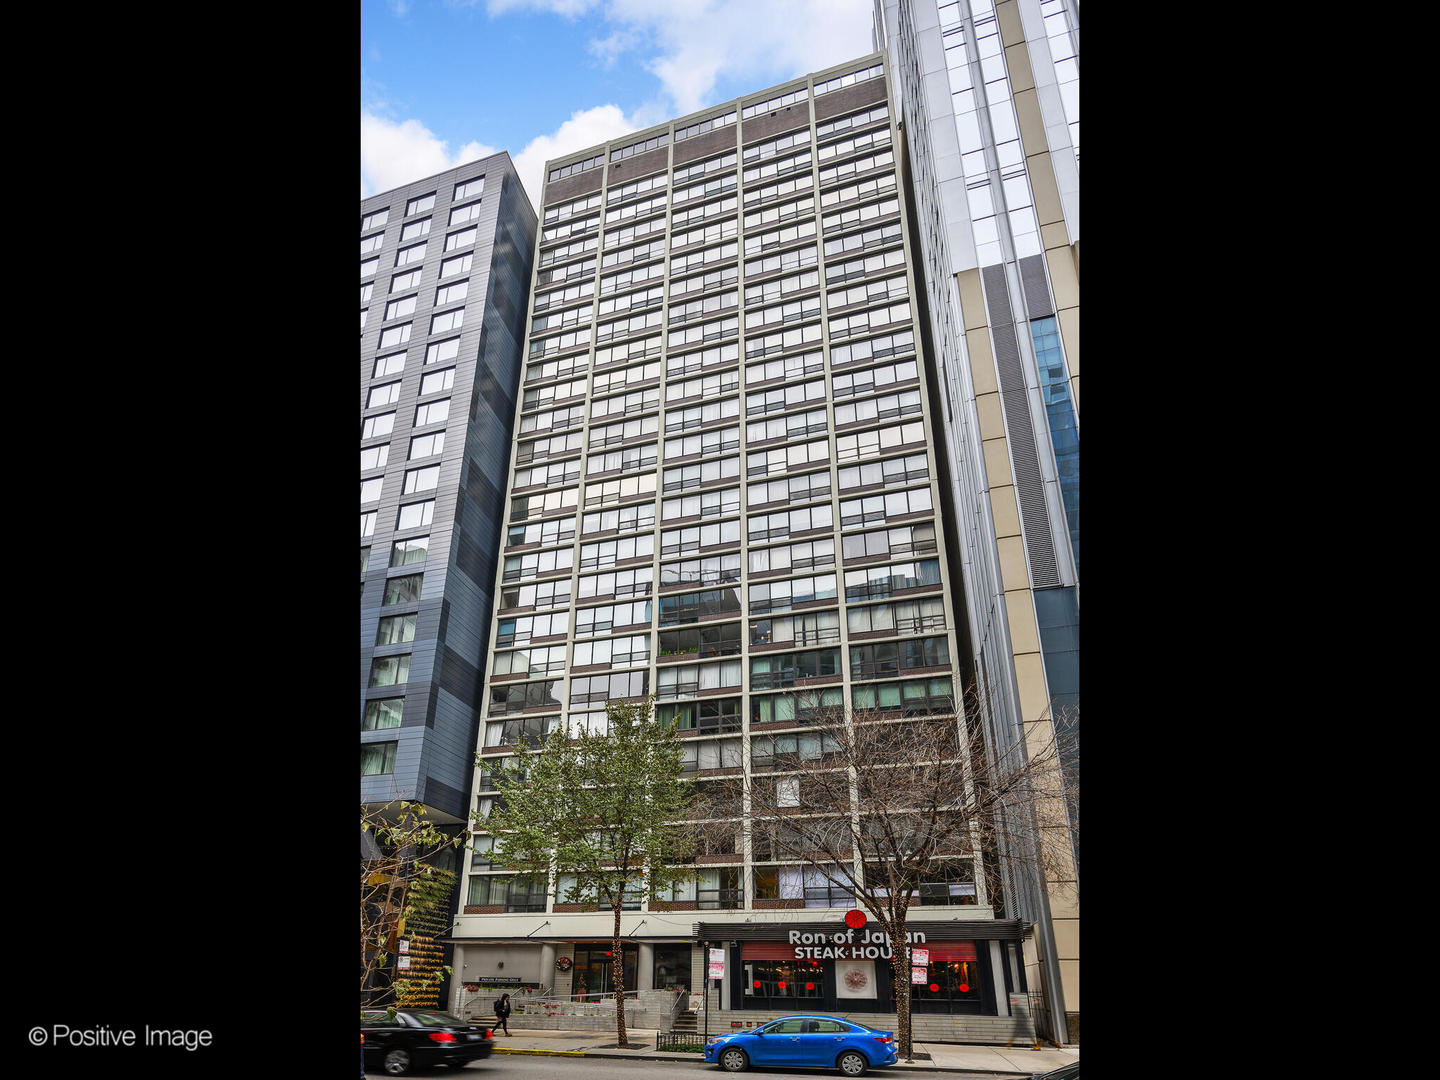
[409,1011,466,1027]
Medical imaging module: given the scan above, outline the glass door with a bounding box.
[572,944,638,996]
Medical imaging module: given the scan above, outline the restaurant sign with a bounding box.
[788,925,927,961]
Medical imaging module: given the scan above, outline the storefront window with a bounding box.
[653,944,691,991]
[910,958,983,1011]
[743,959,824,1003]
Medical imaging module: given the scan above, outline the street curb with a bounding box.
[491,1048,586,1056]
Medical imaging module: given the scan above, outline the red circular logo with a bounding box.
[844,909,867,929]
[805,982,815,991]
[777,981,786,990]
[929,983,939,993]
[753,980,762,989]
[959,983,969,993]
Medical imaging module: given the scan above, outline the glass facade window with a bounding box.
[1030,316,1079,573]
[376,613,418,645]
[361,741,397,775]
[382,573,423,606]
[454,176,485,201]
[363,698,403,730]
[369,654,411,687]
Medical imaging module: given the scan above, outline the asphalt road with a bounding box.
[363,1056,1007,1079]
[365,1058,707,1079]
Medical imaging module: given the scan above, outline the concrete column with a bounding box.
[638,942,654,990]
[450,946,466,1014]
[540,943,556,991]
[989,941,1008,1016]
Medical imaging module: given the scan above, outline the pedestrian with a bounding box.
[494,992,512,1036]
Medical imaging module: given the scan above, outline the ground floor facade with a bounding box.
[445,908,1041,1032]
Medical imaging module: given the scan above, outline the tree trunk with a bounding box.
[885,914,914,1062]
[893,958,913,1061]
[612,903,628,1048]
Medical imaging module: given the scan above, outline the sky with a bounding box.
[361,0,877,210]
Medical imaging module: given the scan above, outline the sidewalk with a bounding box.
[488,1024,1078,1075]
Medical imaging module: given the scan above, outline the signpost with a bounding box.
[704,946,725,1043]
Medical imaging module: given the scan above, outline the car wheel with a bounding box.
[720,1047,749,1072]
[382,1047,413,1075]
[837,1050,868,1077]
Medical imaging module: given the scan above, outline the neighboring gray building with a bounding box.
[874,0,1079,1041]
[360,153,537,826]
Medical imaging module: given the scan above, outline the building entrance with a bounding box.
[571,943,637,997]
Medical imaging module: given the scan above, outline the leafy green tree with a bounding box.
[479,698,695,1047]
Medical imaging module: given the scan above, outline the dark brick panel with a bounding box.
[741,105,811,145]
[608,145,670,184]
[671,125,739,166]
[544,166,605,207]
[813,76,889,121]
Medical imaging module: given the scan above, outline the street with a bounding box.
[363,1054,1014,1079]
[367,1057,708,1078]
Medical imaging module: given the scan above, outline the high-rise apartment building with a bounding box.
[875,0,1080,1041]
[448,55,1052,1043]
[360,154,536,851]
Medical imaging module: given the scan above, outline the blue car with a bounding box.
[705,1014,898,1076]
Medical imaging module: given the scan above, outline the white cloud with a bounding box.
[477,1,874,115]
[510,104,640,208]
[361,112,498,199]
[483,0,601,15]
[598,0,875,115]
[361,103,642,211]
[362,0,874,204]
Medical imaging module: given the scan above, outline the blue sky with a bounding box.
[361,0,876,208]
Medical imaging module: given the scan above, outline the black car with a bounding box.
[361,1009,494,1075]
[1030,1063,1079,1079]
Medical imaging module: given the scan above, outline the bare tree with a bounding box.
[361,800,466,1012]
[699,683,1076,1061]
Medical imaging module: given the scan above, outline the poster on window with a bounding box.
[911,966,927,984]
[834,960,876,999]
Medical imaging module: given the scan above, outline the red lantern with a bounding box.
[753,980,762,989]
[959,983,969,993]
[844,909,867,929]
[777,981,786,990]
[805,982,815,991]
[928,983,939,992]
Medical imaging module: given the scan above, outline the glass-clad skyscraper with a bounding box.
[875,0,1079,1042]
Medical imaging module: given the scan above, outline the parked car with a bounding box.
[361,1008,494,1075]
[705,1014,898,1076]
